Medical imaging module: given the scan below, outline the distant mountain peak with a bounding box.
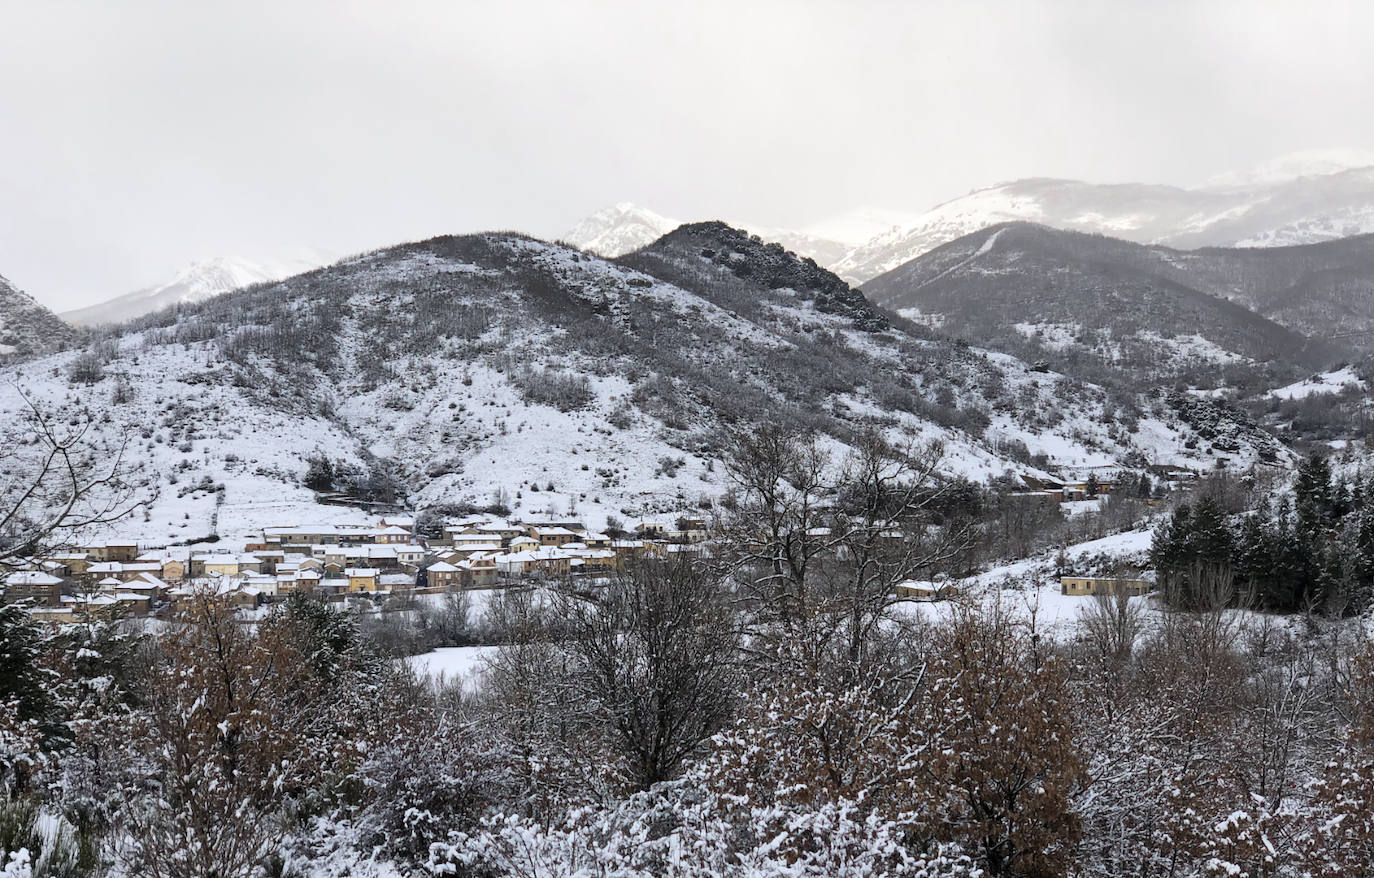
[1202,148,1374,189]
[562,203,681,257]
[60,251,333,328]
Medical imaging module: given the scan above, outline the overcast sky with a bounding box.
[3,0,1373,310]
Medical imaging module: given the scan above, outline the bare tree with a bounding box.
[0,389,139,561]
[555,556,740,790]
[1078,571,1146,669]
[719,423,976,673]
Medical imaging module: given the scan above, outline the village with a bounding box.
[0,513,722,623]
[2,474,1163,623]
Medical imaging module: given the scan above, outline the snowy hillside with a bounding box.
[835,155,1374,283]
[0,226,1271,545]
[60,252,333,327]
[0,272,76,358]
[862,222,1336,388]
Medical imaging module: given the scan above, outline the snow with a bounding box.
[800,207,921,246]
[60,251,336,327]
[404,646,496,692]
[1202,148,1374,189]
[1269,367,1366,400]
[900,527,1160,637]
[562,203,681,258]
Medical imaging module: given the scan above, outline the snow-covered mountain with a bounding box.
[0,272,75,358]
[563,203,859,266]
[836,154,1374,283]
[562,204,681,258]
[0,225,1276,544]
[1201,148,1374,189]
[60,253,333,327]
[862,222,1348,393]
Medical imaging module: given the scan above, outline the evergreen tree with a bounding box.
[0,604,59,729]
[1267,498,1309,611]
[1232,513,1271,606]
[303,455,335,493]
[1191,495,1233,567]
[1355,498,1374,609]
[1295,453,1334,544]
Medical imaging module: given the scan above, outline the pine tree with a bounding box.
[1232,513,1271,606]
[1294,453,1334,544]
[1354,498,1374,611]
[1267,498,1308,611]
[303,455,335,493]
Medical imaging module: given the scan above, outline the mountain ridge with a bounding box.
[0,225,1276,544]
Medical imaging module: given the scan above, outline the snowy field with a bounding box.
[403,645,497,692]
[1269,366,1366,400]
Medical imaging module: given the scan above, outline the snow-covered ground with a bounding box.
[404,646,496,692]
[1269,366,1366,400]
[900,527,1158,638]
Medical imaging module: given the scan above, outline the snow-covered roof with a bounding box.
[6,571,64,585]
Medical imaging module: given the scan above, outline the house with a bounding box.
[1059,575,1153,597]
[110,592,153,616]
[47,552,92,577]
[109,573,166,602]
[610,539,652,561]
[241,572,279,597]
[277,568,322,594]
[249,549,286,574]
[379,572,415,591]
[458,555,498,588]
[530,526,580,547]
[198,555,245,578]
[85,561,125,582]
[568,548,617,571]
[28,606,78,624]
[261,524,377,546]
[374,525,412,545]
[345,568,380,591]
[634,522,669,537]
[3,571,65,607]
[116,562,163,582]
[478,524,528,544]
[515,515,586,533]
[895,580,957,601]
[88,541,139,563]
[448,529,500,547]
[449,542,503,559]
[426,561,460,589]
[379,516,415,532]
[495,547,572,577]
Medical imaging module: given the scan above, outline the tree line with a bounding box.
[1152,453,1374,614]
